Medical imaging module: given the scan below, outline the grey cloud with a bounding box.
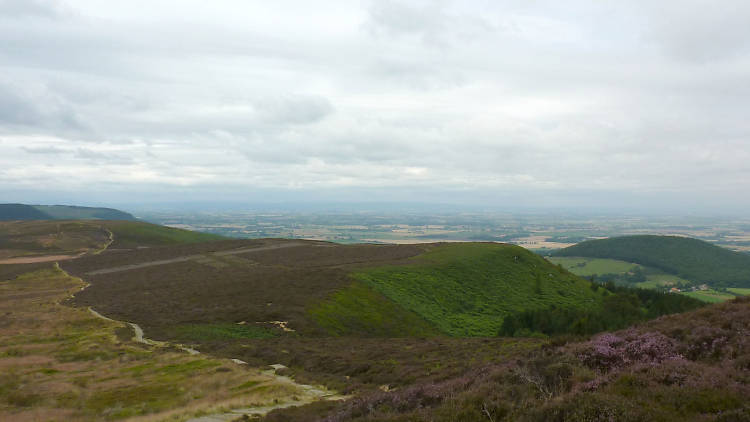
[366,0,494,46]
[368,59,465,90]
[0,0,748,209]
[21,146,68,154]
[0,0,70,19]
[0,80,84,132]
[637,0,750,62]
[254,95,334,126]
[74,148,133,164]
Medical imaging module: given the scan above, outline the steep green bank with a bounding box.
[554,235,750,288]
[351,243,604,336]
[100,220,224,248]
[308,282,440,337]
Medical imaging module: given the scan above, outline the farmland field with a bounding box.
[547,256,640,276]
[548,256,692,289]
[681,289,737,303]
[728,287,750,295]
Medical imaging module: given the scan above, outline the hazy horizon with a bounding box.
[2,1,749,214]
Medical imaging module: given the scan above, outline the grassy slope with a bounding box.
[351,243,604,336]
[554,235,750,287]
[0,266,307,421]
[100,220,224,248]
[34,205,135,221]
[0,221,110,258]
[308,282,441,337]
[682,289,737,303]
[0,220,224,258]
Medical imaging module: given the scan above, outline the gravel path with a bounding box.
[85,242,309,275]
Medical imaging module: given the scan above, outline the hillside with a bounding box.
[266,296,750,422]
[554,235,750,288]
[34,205,135,221]
[0,219,224,262]
[1,223,724,420]
[0,203,136,221]
[58,238,703,394]
[66,242,604,339]
[350,243,604,336]
[0,203,52,220]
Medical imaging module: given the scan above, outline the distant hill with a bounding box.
[0,204,53,220]
[34,205,135,221]
[554,235,750,288]
[0,219,224,261]
[0,203,136,221]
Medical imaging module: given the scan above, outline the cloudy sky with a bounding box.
[1,0,749,212]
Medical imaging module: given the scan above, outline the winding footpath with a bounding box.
[59,236,344,420]
[85,241,309,275]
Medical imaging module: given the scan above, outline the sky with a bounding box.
[1,0,749,213]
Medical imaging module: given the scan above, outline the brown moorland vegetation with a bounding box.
[264,296,750,421]
[0,265,328,421]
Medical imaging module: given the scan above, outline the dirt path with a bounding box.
[0,253,85,264]
[85,241,310,275]
[70,259,345,419]
[86,294,343,421]
[186,364,345,422]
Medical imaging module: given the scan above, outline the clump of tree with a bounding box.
[499,281,705,337]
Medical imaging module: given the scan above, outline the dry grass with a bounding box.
[0,265,314,421]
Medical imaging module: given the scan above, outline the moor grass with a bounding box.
[0,265,312,421]
[265,296,750,421]
[354,243,605,336]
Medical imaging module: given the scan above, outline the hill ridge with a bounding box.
[554,234,750,287]
[0,203,136,221]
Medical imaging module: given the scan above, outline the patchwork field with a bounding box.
[681,289,738,303]
[554,235,750,288]
[547,257,641,277]
[548,256,691,289]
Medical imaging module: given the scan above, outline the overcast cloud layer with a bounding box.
[1,0,749,211]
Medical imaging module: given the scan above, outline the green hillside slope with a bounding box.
[0,203,135,221]
[554,235,750,288]
[0,204,52,220]
[0,220,224,259]
[99,220,223,248]
[352,243,605,336]
[34,205,135,220]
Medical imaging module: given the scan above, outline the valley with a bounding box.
[1,217,748,421]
